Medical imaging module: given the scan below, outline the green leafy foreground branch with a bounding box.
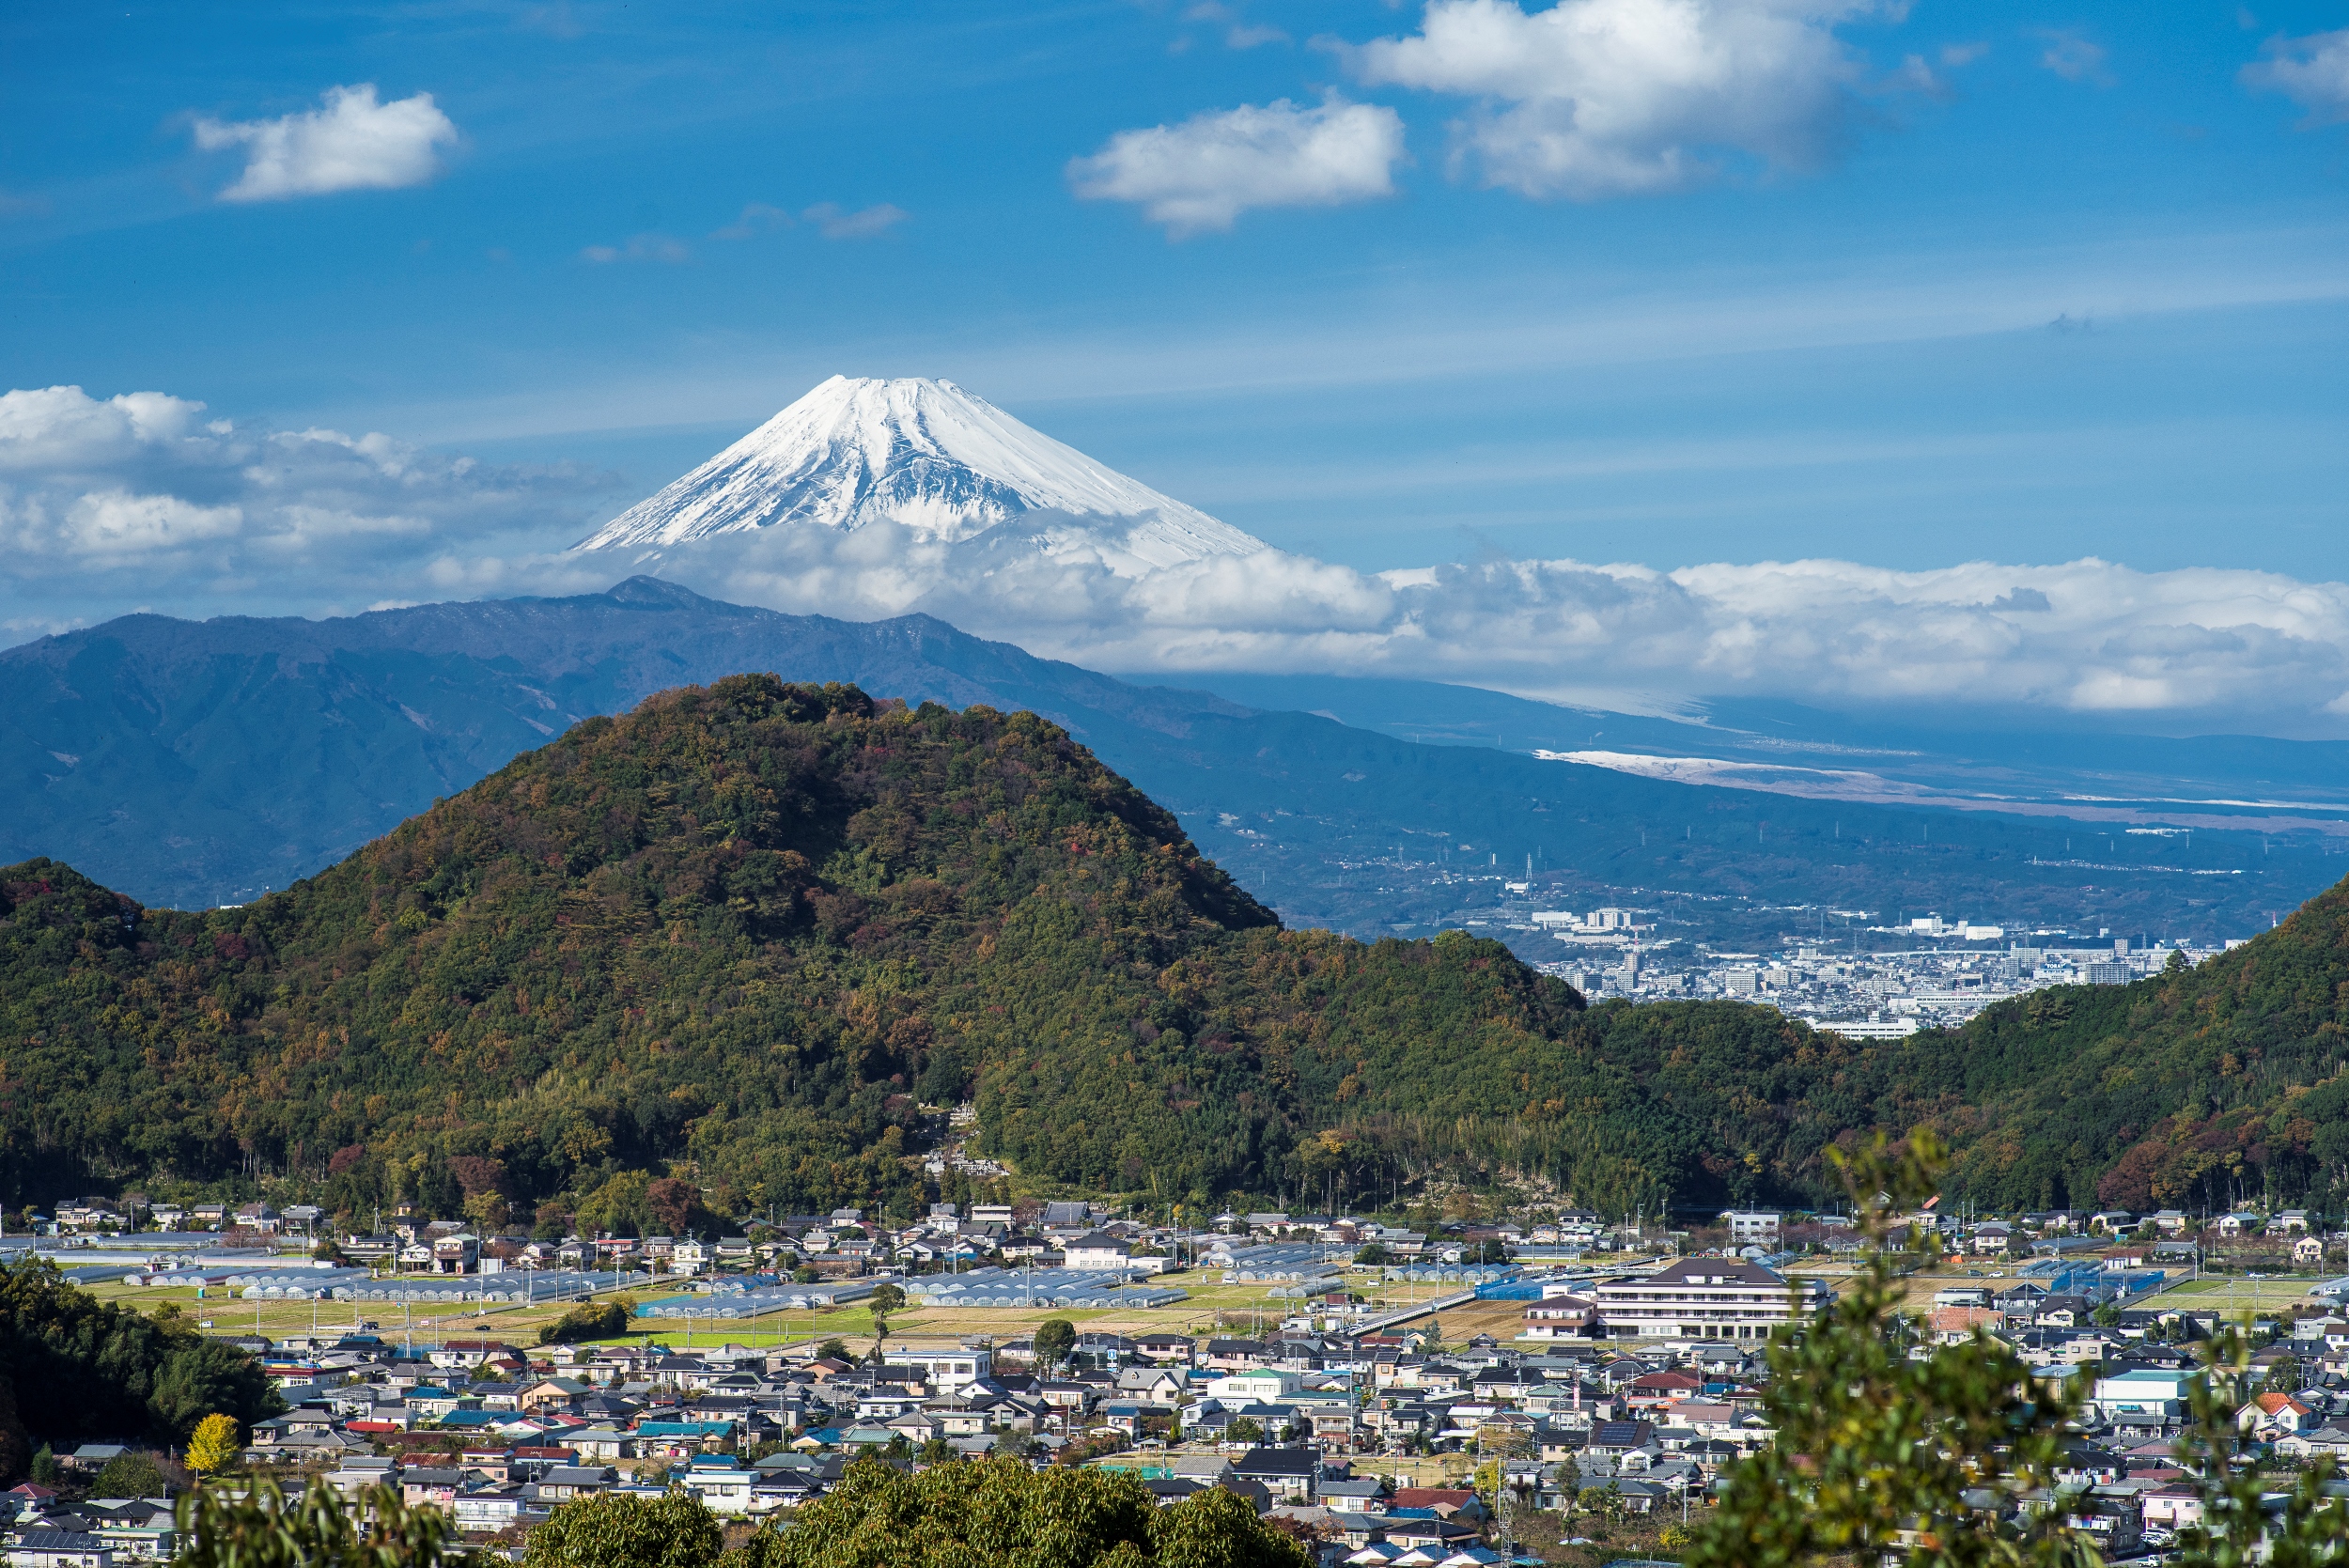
[1692,1130,2349,1568]
[167,1456,1306,1568]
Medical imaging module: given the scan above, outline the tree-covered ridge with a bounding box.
[1902,882,2349,1213]
[1,674,1929,1221]
[2,677,1271,1213]
[17,669,2348,1223]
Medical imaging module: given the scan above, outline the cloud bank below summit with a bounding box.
[10,383,2349,736]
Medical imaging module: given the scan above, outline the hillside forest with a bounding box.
[2,675,2347,1230]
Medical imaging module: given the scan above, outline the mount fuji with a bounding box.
[574,375,1267,576]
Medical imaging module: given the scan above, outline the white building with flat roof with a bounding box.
[1591,1259,1830,1342]
[883,1346,993,1390]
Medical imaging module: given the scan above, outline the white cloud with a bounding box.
[582,233,692,263]
[1344,0,1874,198]
[193,85,459,203]
[1181,1,1289,49]
[2034,31,2109,85]
[24,381,2349,737]
[0,385,613,616]
[711,202,792,241]
[801,202,909,240]
[526,509,2349,735]
[1068,98,1407,235]
[2243,28,2349,125]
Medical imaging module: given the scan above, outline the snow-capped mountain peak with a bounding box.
[573,375,1265,572]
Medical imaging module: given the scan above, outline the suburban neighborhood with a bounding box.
[11,1194,2349,1565]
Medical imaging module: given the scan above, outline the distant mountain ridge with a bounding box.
[2,580,2332,940]
[0,578,1243,907]
[575,376,1265,574]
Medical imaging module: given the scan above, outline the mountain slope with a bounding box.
[15,673,2349,1221]
[1899,884,2349,1214]
[0,676,1891,1222]
[0,579,1245,908]
[574,376,1265,571]
[6,581,2329,942]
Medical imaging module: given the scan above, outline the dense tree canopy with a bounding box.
[0,1259,279,1479]
[0,676,1840,1221]
[8,673,2349,1226]
[739,1453,1310,1568]
[1899,890,2349,1212]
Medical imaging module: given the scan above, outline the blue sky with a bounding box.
[6,1,2349,728]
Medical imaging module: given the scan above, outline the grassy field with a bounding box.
[2149,1277,2325,1313]
[81,1264,1487,1352]
[82,1255,1719,1354]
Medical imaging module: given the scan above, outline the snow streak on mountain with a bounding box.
[574,376,1266,574]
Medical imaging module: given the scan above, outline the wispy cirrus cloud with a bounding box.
[2034,30,2111,85]
[710,202,791,241]
[192,85,459,202]
[583,233,691,263]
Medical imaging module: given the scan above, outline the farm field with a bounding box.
[80,1265,1405,1352]
[2149,1276,2330,1315]
[79,1254,1718,1353]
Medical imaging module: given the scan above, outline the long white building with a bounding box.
[1591,1259,1832,1342]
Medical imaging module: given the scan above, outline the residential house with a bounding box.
[452,1486,523,1535]
[1063,1233,1164,1275]
[1520,1297,1595,1340]
[2139,1484,2204,1531]
[1931,1307,2008,1344]
[7,1531,111,1568]
[677,1459,754,1515]
[400,1468,465,1514]
[534,1466,617,1503]
[2239,1391,2320,1440]
[1230,1447,1318,1503]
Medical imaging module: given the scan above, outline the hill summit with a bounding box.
[33,670,2344,1228]
[13,675,1810,1226]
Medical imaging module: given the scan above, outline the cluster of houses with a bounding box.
[19,1196,2349,1567]
[40,1269,2345,1567]
[1910,1207,2343,1269]
[43,1199,324,1239]
[0,1451,178,1568]
[34,1195,1660,1284]
[0,1322,1800,1567]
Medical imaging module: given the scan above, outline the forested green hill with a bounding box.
[8,673,2344,1227]
[1903,884,2349,1214]
[0,675,1857,1226]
